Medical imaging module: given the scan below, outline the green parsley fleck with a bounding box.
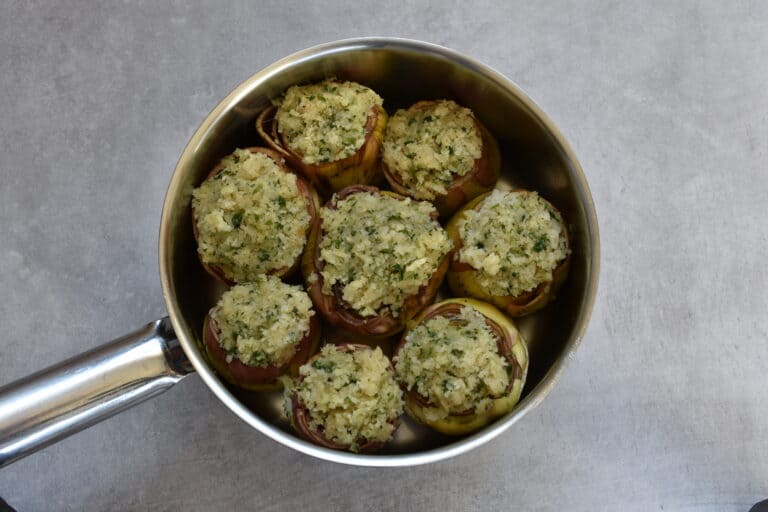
[250,351,269,367]
[312,360,336,373]
[231,211,243,228]
[533,235,549,252]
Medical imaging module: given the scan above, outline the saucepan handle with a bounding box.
[0,317,193,468]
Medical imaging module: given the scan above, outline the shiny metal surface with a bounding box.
[0,318,191,468]
[160,38,600,466]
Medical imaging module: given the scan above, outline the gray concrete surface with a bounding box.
[1,1,767,510]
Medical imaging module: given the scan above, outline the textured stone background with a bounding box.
[1,1,767,510]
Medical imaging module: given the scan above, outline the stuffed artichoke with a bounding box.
[302,185,453,337]
[382,99,500,217]
[393,298,528,435]
[192,147,319,284]
[203,276,321,390]
[256,79,387,194]
[446,189,571,317]
[287,343,404,452]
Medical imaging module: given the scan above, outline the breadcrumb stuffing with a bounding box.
[296,345,404,448]
[319,191,452,317]
[458,190,569,297]
[383,100,482,199]
[210,276,314,367]
[395,305,509,420]
[276,80,383,165]
[192,149,310,283]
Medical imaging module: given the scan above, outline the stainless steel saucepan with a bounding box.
[0,38,600,468]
